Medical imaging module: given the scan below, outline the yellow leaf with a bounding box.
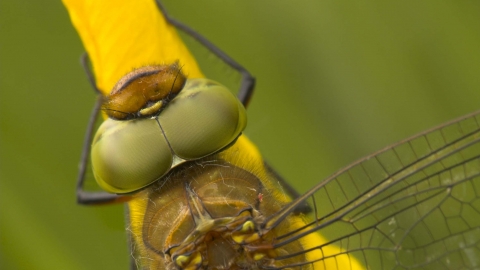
[62,0,203,95]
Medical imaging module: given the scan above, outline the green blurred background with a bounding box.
[1,0,480,269]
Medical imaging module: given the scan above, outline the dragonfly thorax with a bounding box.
[167,206,273,270]
[129,150,308,270]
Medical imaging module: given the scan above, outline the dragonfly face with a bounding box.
[90,64,246,194]
[72,1,480,269]
[91,63,313,268]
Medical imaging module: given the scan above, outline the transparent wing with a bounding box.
[265,110,480,269]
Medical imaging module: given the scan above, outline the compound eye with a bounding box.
[91,118,173,193]
[159,78,247,160]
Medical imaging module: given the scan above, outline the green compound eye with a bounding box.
[91,118,173,194]
[159,79,247,160]
[91,78,247,194]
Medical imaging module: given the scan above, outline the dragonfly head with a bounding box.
[90,64,247,194]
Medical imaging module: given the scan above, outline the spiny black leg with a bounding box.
[76,54,127,205]
[154,0,255,107]
[80,53,102,95]
[264,162,312,214]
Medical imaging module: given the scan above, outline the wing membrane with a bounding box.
[265,110,480,269]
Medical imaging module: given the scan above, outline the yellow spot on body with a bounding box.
[139,100,163,116]
[177,252,202,270]
[175,255,189,267]
[241,220,254,232]
[190,252,202,266]
[231,234,245,244]
[253,253,265,261]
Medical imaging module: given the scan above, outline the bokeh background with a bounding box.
[1,0,480,269]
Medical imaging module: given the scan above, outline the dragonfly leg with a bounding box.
[75,90,129,205]
[154,0,256,107]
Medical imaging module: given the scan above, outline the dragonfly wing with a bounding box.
[264,161,312,214]
[264,110,480,269]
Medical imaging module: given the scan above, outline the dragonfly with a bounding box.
[72,1,480,269]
